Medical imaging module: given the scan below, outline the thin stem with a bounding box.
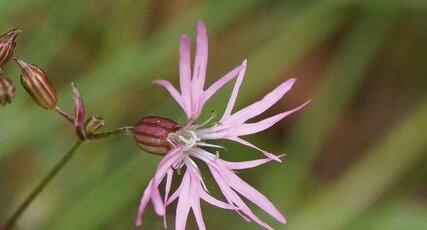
[4,139,83,230]
[86,126,134,140]
[54,106,74,124]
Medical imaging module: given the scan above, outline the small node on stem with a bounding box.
[84,116,105,134]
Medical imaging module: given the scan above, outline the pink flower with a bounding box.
[135,21,309,229]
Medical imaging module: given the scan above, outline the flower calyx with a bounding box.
[133,116,181,155]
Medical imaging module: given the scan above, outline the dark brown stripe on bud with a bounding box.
[0,76,15,105]
[0,28,22,68]
[133,116,181,155]
[14,58,57,109]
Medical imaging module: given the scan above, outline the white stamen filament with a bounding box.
[195,111,216,128]
[197,142,224,149]
[167,115,226,184]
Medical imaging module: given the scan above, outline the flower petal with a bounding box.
[164,168,174,205]
[179,35,192,116]
[208,164,251,222]
[175,172,192,230]
[203,63,243,103]
[192,194,207,230]
[208,164,274,230]
[223,78,296,125]
[153,147,182,182]
[150,177,164,216]
[200,189,234,209]
[167,181,183,205]
[191,20,208,117]
[220,155,284,170]
[136,179,154,226]
[229,137,281,162]
[163,168,174,228]
[221,60,247,121]
[191,147,283,170]
[152,79,185,113]
[222,165,286,223]
[236,100,310,136]
[136,148,182,226]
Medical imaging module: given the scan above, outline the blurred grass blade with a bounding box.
[285,94,427,230]
[98,0,151,59]
[21,0,89,67]
[273,1,399,208]
[0,0,40,23]
[347,200,427,230]
[50,154,154,230]
[203,0,353,118]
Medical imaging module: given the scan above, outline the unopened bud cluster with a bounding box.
[0,28,21,106]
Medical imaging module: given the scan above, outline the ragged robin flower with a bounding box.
[134,21,309,230]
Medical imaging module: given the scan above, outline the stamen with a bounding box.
[195,110,216,128]
[188,130,200,141]
[178,135,189,144]
[181,116,196,130]
[166,138,176,147]
[197,142,224,149]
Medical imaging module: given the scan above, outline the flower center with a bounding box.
[133,113,223,157]
[168,128,200,150]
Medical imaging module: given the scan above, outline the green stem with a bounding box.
[4,139,84,230]
[86,126,134,140]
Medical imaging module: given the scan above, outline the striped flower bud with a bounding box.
[0,76,15,105]
[14,58,57,109]
[0,28,22,68]
[133,116,181,155]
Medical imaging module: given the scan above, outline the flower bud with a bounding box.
[71,82,85,139]
[0,28,22,68]
[0,76,15,105]
[14,58,57,109]
[84,116,105,134]
[133,116,181,155]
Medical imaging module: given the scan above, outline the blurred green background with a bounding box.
[1,0,427,229]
